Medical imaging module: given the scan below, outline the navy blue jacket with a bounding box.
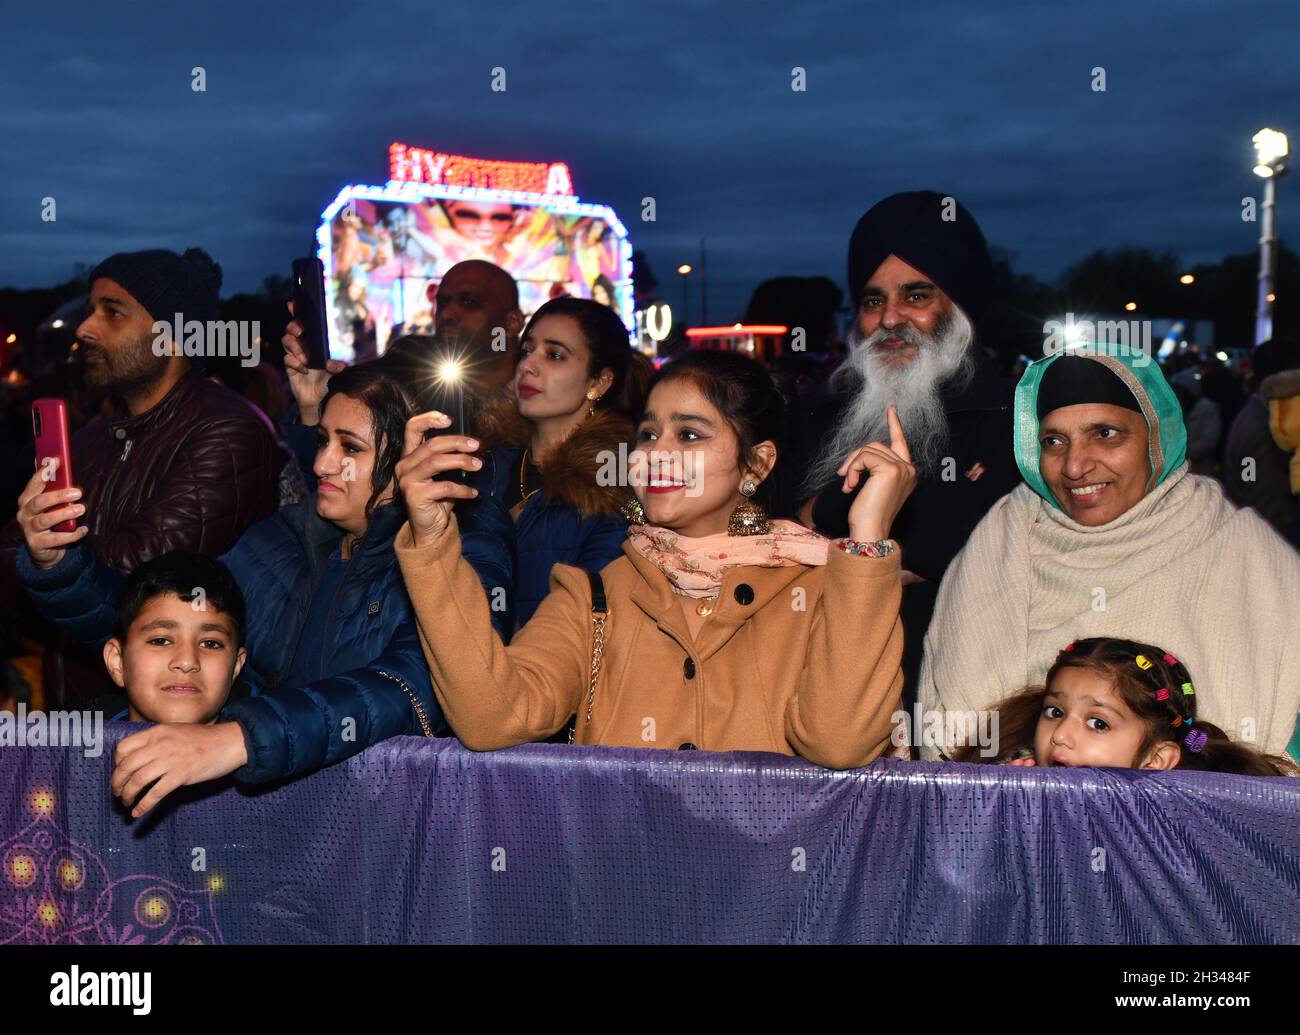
[18,494,516,782]
[472,445,627,626]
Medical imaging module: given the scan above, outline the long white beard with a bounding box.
[805,307,976,493]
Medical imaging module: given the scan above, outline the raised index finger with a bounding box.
[402,411,452,456]
[887,404,912,464]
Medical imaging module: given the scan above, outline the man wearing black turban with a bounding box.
[799,191,1019,709]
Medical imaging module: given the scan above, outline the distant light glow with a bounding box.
[643,303,672,342]
[676,264,692,275]
[1124,302,1137,311]
[1179,274,1195,285]
[5,333,15,344]
[686,325,788,338]
[1216,351,1230,362]
[51,319,64,329]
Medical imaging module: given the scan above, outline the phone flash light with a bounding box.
[437,359,462,383]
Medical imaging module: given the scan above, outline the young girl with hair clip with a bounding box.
[954,637,1298,776]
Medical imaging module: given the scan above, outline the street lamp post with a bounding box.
[677,264,692,327]
[1252,128,1289,345]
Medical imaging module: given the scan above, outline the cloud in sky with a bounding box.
[1,0,1296,321]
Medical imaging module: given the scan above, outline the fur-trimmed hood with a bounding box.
[475,392,635,519]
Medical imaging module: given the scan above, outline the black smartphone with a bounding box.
[424,375,469,483]
[291,257,331,369]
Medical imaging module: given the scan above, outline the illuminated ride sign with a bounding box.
[389,142,574,196]
[318,142,632,362]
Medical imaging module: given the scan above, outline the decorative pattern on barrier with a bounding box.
[1,726,1298,944]
[1,785,223,945]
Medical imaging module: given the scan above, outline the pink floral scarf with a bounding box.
[626,519,829,599]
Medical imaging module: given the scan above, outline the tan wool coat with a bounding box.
[395,515,905,770]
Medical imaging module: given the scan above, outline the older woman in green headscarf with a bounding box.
[916,345,1300,760]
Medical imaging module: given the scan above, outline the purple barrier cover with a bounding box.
[2,724,1298,944]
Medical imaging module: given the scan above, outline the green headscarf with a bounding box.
[1013,346,1188,511]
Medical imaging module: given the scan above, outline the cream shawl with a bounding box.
[917,463,1300,757]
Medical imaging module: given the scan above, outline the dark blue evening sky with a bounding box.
[1,0,1296,321]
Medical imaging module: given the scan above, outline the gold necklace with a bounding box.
[519,448,541,504]
[519,406,598,504]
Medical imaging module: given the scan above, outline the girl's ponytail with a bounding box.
[1171,720,1300,777]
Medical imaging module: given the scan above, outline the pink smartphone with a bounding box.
[31,398,77,533]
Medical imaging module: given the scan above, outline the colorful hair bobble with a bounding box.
[1172,715,1183,728]
[1135,655,1153,670]
[1180,682,1195,696]
[1155,688,1170,701]
[1184,729,1208,753]
[1065,642,1076,652]
[1163,652,1178,666]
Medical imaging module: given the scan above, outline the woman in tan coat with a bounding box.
[393,350,916,769]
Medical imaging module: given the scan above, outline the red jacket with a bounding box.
[1,369,293,706]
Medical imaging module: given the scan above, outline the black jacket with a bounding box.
[0,370,292,707]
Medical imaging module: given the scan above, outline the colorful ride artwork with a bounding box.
[317,142,634,362]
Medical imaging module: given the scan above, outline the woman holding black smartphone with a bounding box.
[17,363,515,816]
[391,350,913,768]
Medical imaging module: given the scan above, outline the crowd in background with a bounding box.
[2,191,1299,818]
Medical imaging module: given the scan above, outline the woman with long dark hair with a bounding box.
[470,296,644,626]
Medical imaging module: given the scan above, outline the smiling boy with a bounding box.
[102,552,247,724]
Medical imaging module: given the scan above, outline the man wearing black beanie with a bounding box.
[799,191,1020,712]
[1,247,293,707]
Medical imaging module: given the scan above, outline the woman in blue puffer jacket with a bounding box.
[18,362,514,792]
[470,297,643,627]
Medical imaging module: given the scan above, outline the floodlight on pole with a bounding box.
[1252,128,1289,344]
[677,264,692,325]
[1253,128,1289,178]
